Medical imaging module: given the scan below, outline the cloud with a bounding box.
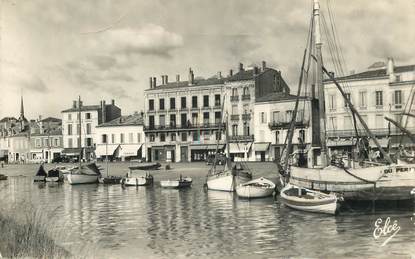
[1,63,48,93]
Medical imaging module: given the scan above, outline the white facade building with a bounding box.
[95,114,145,161]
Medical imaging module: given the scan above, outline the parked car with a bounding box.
[206,154,227,165]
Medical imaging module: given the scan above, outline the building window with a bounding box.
[203,95,209,107]
[85,113,91,119]
[120,133,124,143]
[359,91,367,108]
[181,97,186,109]
[181,132,187,142]
[68,138,73,148]
[232,88,238,96]
[54,138,59,147]
[170,98,176,110]
[299,129,305,142]
[67,124,72,135]
[171,133,176,142]
[375,91,383,107]
[275,131,280,144]
[149,134,155,142]
[181,113,187,127]
[160,133,166,142]
[35,139,41,147]
[394,90,402,106]
[149,115,155,129]
[260,112,266,124]
[149,99,154,111]
[203,112,209,125]
[232,124,238,136]
[272,111,280,123]
[286,110,293,122]
[76,124,80,135]
[137,133,141,143]
[192,113,198,125]
[111,134,115,143]
[102,134,107,144]
[86,138,92,147]
[243,104,249,114]
[215,112,222,124]
[193,132,200,141]
[243,87,249,95]
[68,114,72,120]
[396,75,401,82]
[215,131,222,140]
[159,98,165,110]
[129,133,134,143]
[159,115,166,127]
[192,96,198,108]
[215,94,221,106]
[344,93,351,107]
[170,114,176,127]
[329,94,336,110]
[243,122,250,136]
[86,123,91,134]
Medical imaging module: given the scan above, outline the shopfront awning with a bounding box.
[254,142,270,152]
[190,144,225,150]
[229,143,252,153]
[327,139,356,147]
[95,144,120,157]
[369,138,389,148]
[61,148,82,156]
[119,144,142,157]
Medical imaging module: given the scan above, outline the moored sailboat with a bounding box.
[34,164,47,182]
[160,175,192,189]
[121,168,153,186]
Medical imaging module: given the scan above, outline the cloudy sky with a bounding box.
[0,0,414,119]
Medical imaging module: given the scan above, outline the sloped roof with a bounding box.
[146,77,225,91]
[0,117,17,123]
[97,114,143,127]
[255,92,309,103]
[329,64,415,82]
[62,105,101,113]
[41,117,61,123]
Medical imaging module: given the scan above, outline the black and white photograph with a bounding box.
[0,0,415,258]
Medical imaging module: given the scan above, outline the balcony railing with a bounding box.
[230,135,254,141]
[230,95,239,102]
[242,94,251,101]
[144,123,225,132]
[268,120,309,129]
[242,114,251,120]
[230,114,240,121]
[326,127,415,138]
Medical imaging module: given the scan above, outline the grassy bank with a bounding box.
[0,203,70,258]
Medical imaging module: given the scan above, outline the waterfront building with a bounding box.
[95,113,145,162]
[254,92,313,162]
[144,62,291,162]
[325,58,415,154]
[61,99,121,161]
[29,129,63,163]
[225,61,290,161]
[144,70,226,162]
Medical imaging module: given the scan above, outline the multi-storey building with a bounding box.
[29,129,63,163]
[325,58,415,153]
[95,114,145,161]
[61,99,121,160]
[144,70,226,162]
[254,92,313,162]
[225,61,290,161]
[144,61,291,162]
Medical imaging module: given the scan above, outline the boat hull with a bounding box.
[67,174,98,185]
[207,171,252,192]
[99,176,122,184]
[122,176,153,186]
[34,176,46,182]
[128,162,161,171]
[289,165,415,201]
[280,184,339,215]
[0,174,8,181]
[236,177,275,198]
[45,177,63,182]
[160,178,192,188]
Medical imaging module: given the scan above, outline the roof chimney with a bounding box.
[229,69,233,77]
[165,75,168,84]
[253,66,259,76]
[387,57,395,82]
[262,61,266,71]
[176,74,180,82]
[73,100,77,108]
[239,63,244,72]
[161,75,165,85]
[101,100,106,123]
[153,77,157,88]
[217,71,222,79]
[188,68,194,85]
[111,99,115,106]
[149,77,153,89]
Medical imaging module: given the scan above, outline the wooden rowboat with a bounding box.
[236,177,275,199]
[160,176,192,189]
[280,183,340,215]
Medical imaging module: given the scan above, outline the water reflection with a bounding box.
[1,172,415,258]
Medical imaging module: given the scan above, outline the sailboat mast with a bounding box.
[225,112,231,170]
[314,0,328,167]
[78,96,82,169]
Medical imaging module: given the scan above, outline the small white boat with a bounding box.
[121,169,153,186]
[236,177,275,198]
[207,163,252,192]
[160,176,192,189]
[280,183,340,215]
[67,163,100,185]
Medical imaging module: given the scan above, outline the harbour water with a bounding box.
[1,162,415,258]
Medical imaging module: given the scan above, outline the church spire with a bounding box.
[20,95,25,119]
